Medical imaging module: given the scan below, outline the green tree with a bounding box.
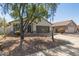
[3,18,7,36]
[0,17,7,35]
[0,18,3,27]
[0,3,58,49]
[49,3,58,43]
[44,3,58,43]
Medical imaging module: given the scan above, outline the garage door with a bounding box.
[36,26,50,33]
[68,27,75,33]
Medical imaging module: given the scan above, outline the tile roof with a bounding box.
[52,20,73,27]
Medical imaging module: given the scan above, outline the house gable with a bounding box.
[67,20,77,33]
[67,20,77,27]
[34,19,52,26]
[32,19,52,32]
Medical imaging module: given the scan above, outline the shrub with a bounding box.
[0,32,4,35]
[15,31,20,35]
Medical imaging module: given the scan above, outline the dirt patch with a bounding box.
[0,36,73,56]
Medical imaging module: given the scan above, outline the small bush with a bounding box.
[0,32,4,35]
[15,31,20,35]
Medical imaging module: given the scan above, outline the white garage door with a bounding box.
[68,27,75,33]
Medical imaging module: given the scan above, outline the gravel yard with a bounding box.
[0,33,79,56]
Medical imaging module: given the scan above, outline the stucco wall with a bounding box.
[0,25,14,34]
[0,28,4,34]
[6,24,14,33]
[65,22,77,33]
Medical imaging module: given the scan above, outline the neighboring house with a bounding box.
[52,20,78,33]
[77,25,79,32]
[7,18,52,35]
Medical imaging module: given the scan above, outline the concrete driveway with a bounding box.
[54,33,79,46]
[29,34,79,56]
[52,33,79,56]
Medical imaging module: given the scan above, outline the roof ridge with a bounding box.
[53,20,72,23]
[52,20,73,27]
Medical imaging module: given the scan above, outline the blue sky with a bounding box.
[0,3,79,25]
[54,3,79,25]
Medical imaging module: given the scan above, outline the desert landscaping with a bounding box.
[0,33,79,56]
[0,3,79,56]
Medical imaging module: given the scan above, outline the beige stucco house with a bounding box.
[7,18,52,35]
[52,20,78,33]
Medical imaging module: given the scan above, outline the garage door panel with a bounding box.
[36,26,49,33]
[68,27,75,32]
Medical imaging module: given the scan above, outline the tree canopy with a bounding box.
[0,3,58,32]
[0,3,58,22]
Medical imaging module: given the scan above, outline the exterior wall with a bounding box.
[66,22,77,33]
[32,23,36,32]
[0,28,4,34]
[6,24,14,34]
[32,19,52,33]
[65,26,68,32]
[0,24,14,34]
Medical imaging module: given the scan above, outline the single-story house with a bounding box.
[7,18,52,35]
[52,20,78,33]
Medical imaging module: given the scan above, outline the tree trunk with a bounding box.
[52,27,56,47]
[51,27,55,47]
[19,31,24,49]
[4,18,6,39]
[19,17,24,49]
